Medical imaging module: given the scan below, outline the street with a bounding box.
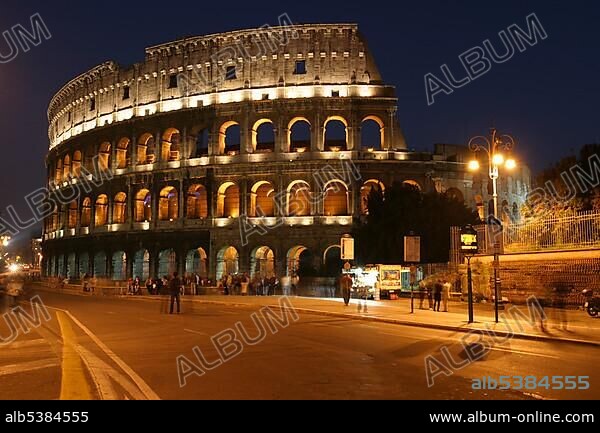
[0,289,598,400]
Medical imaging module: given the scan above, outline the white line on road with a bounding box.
[184,329,208,336]
[1,339,47,349]
[0,359,58,376]
[46,306,160,400]
[489,346,559,359]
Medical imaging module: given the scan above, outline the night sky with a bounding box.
[0,0,598,246]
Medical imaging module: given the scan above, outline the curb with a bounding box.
[35,287,600,348]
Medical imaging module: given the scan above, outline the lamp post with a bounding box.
[468,128,516,323]
[460,225,478,324]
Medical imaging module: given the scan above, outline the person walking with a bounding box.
[340,273,353,306]
[240,273,249,296]
[169,272,182,314]
[433,280,443,312]
[442,280,451,312]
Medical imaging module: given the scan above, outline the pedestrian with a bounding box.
[281,275,291,296]
[340,272,353,306]
[442,280,451,312]
[240,273,249,296]
[169,272,182,314]
[82,273,90,293]
[433,280,443,312]
[418,280,426,309]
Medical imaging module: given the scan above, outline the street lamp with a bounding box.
[468,128,517,219]
[468,128,517,323]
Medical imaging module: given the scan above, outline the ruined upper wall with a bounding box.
[47,23,392,149]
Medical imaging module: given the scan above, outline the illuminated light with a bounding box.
[468,160,480,171]
[367,147,374,153]
[295,147,307,153]
[162,99,183,112]
[329,146,341,152]
[492,154,505,166]
[505,159,517,170]
[9,263,20,273]
[49,84,385,149]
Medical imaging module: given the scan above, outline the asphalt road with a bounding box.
[1,289,598,400]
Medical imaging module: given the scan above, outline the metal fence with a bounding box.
[451,210,600,258]
[503,210,600,253]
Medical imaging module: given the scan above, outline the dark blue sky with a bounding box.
[0,0,598,240]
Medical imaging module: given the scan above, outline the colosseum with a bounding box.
[42,23,530,283]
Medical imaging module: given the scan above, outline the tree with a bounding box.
[524,143,600,217]
[353,183,480,264]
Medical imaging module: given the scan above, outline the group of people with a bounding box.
[418,279,452,312]
[217,274,300,296]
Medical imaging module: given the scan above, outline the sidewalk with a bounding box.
[33,283,600,346]
[132,294,600,346]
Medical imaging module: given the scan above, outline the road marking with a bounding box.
[75,346,148,400]
[0,359,59,376]
[184,329,208,336]
[48,306,160,400]
[56,311,93,400]
[489,346,559,359]
[2,338,47,349]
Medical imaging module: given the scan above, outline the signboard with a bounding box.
[404,236,421,263]
[460,225,478,255]
[341,235,354,260]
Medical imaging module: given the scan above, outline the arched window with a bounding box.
[251,246,275,278]
[81,197,91,227]
[361,116,384,150]
[68,201,78,228]
[162,128,180,162]
[323,181,349,216]
[55,159,63,184]
[63,154,71,179]
[193,129,209,158]
[217,183,240,218]
[186,184,208,219]
[360,180,385,215]
[216,246,239,280]
[72,151,82,177]
[250,181,275,217]
[137,133,155,164]
[158,249,177,277]
[135,189,152,222]
[133,249,150,280]
[402,180,422,191]
[159,186,178,221]
[95,195,108,226]
[288,118,311,152]
[111,251,127,281]
[116,138,130,169]
[252,119,275,153]
[324,116,348,151]
[113,192,127,224]
[99,142,111,171]
[185,248,208,277]
[445,187,464,203]
[218,121,240,155]
[287,181,311,216]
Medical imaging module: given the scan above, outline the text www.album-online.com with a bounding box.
[429,412,595,423]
